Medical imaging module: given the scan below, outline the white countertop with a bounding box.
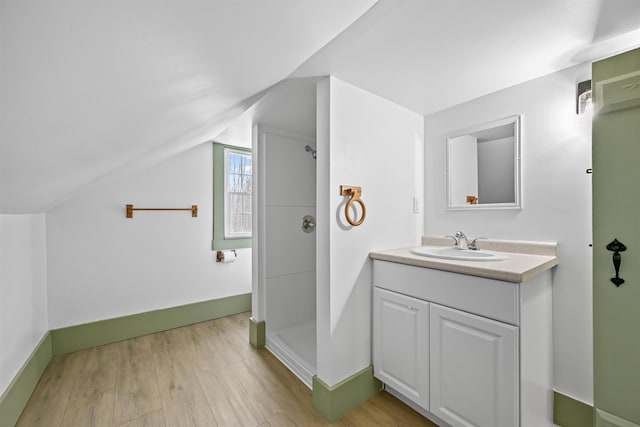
[369,237,558,283]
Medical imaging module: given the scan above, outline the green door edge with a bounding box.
[592,48,640,425]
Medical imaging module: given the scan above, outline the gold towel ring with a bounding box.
[340,185,366,226]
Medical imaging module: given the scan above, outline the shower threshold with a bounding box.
[266,320,316,389]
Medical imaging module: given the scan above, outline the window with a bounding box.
[224,148,252,238]
[213,143,251,250]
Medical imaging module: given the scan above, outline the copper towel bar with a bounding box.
[126,204,198,218]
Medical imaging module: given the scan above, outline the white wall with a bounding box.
[316,77,424,386]
[46,143,251,329]
[449,134,478,205]
[424,64,593,403]
[0,214,48,396]
[261,128,316,334]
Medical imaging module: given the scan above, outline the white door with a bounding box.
[373,287,429,408]
[430,303,518,427]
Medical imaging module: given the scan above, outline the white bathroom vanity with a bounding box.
[370,237,558,427]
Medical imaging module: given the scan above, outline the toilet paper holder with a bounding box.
[216,250,237,263]
[340,185,366,226]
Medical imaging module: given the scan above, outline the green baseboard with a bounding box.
[554,390,594,427]
[0,333,52,427]
[51,293,251,355]
[312,365,382,423]
[249,318,265,348]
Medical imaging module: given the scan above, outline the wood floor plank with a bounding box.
[117,408,166,427]
[225,312,252,335]
[60,387,115,427]
[150,328,218,427]
[16,353,80,427]
[341,391,437,426]
[113,335,162,426]
[72,344,118,395]
[59,344,118,426]
[199,316,260,365]
[230,350,327,427]
[223,313,254,344]
[180,326,266,427]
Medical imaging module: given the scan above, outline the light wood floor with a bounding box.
[17,312,437,426]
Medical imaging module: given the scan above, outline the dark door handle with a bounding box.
[606,239,627,287]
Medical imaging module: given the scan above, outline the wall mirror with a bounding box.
[446,115,522,210]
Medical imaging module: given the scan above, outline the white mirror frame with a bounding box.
[446,115,522,210]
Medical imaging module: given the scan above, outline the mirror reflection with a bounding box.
[447,115,521,210]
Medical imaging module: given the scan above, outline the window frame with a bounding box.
[212,142,252,250]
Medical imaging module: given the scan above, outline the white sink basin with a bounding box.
[411,246,507,262]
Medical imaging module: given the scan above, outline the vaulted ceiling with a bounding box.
[0,0,376,213]
[294,0,640,115]
[2,0,640,213]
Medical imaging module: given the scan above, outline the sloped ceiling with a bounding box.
[218,0,640,153]
[0,0,376,213]
[3,0,640,214]
[292,0,640,116]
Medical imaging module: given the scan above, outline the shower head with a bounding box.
[305,145,317,160]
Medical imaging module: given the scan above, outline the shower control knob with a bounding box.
[301,215,316,233]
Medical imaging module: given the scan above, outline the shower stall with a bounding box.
[255,125,318,387]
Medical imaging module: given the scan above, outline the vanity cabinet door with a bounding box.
[373,287,429,408]
[430,303,518,427]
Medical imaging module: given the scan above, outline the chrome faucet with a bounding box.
[446,231,468,249]
[446,231,487,250]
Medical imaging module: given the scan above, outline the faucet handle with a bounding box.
[468,237,487,250]
[445,235,460,247]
